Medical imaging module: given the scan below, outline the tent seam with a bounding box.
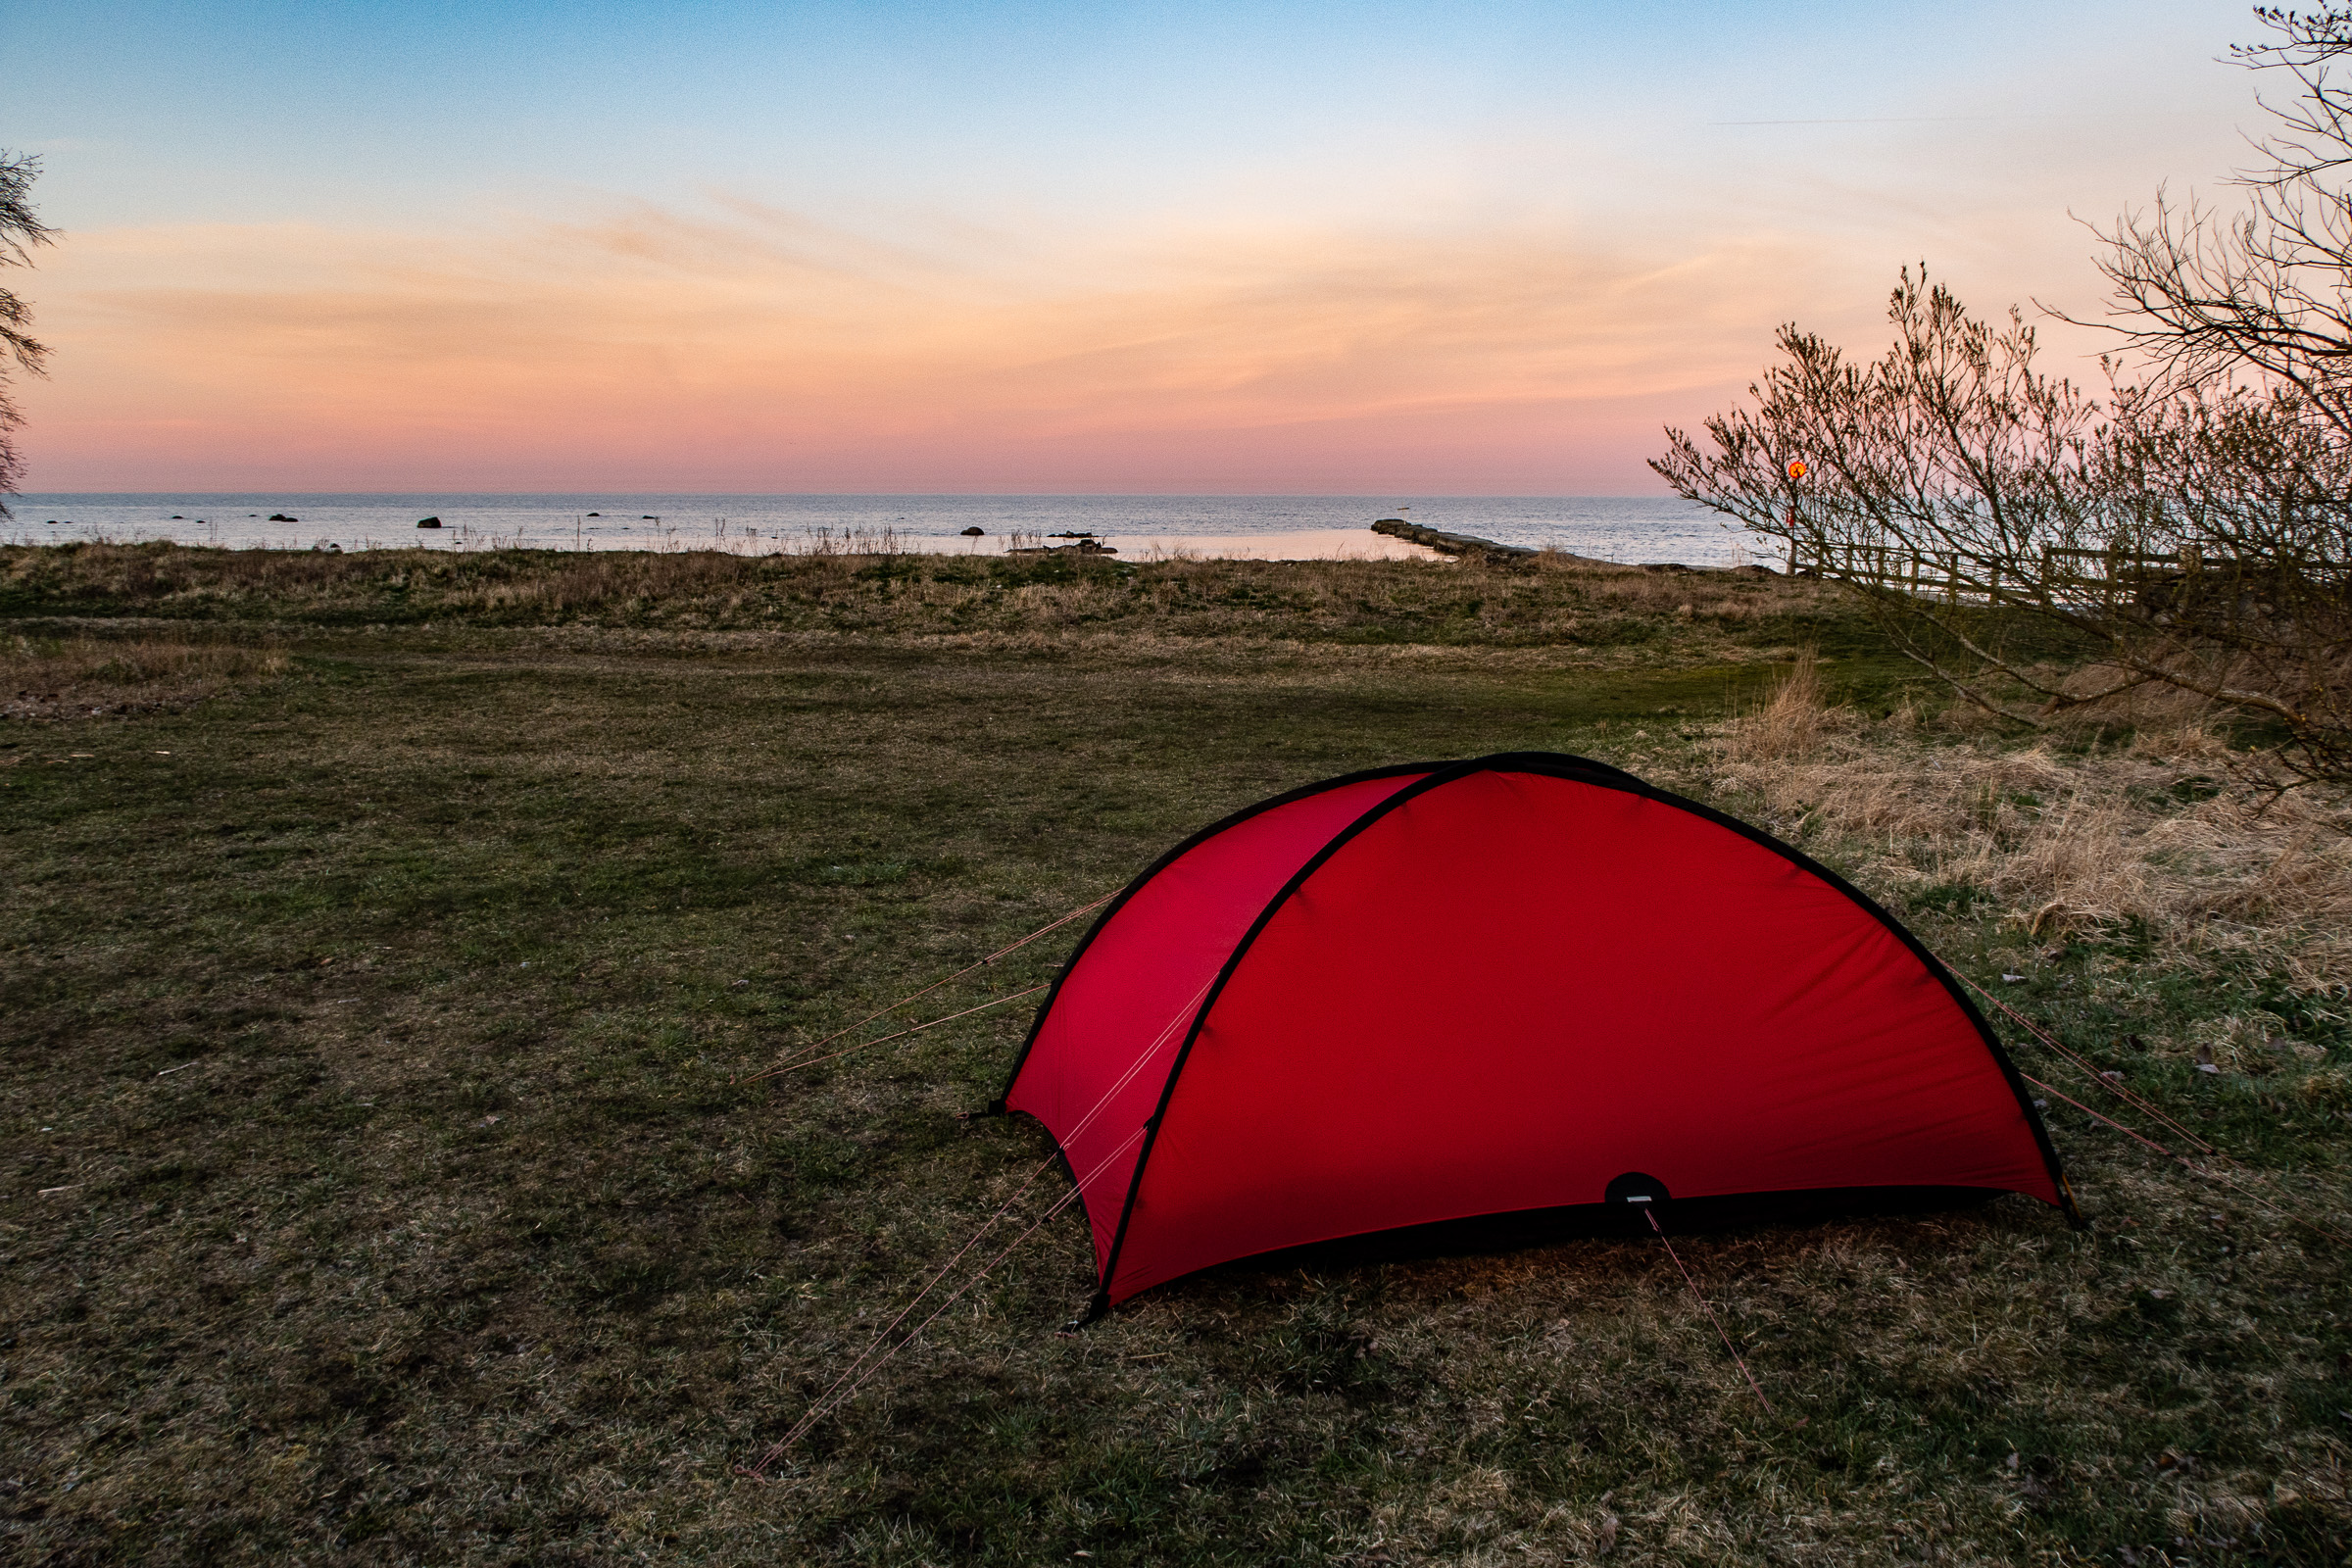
[1094,756,1512,1303]
[991,760,1449,1111]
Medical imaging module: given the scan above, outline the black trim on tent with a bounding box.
[1094,756,1500,1302]
[1031,751,2077,1315]
[986,760,1444,1111]
[1514,755,2082,1228]
[1225,1185,2018,1272]
[1468,754,2077,1227]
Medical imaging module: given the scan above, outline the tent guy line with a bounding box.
[781,1174,1098,1461]
[736,985,1051,1084]
[2020,1068,2350,1249]
[736,891,1116,1083]
[746,1126,1147,1476]
[1953,969,2219,1155]
[1952,968,2348,1245]
[1645,1208,1778,1416]
[742,1150,1062,1476]
[743,976,1219,1468]
[1039,976,1221,1152]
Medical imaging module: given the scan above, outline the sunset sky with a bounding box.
[7,0,2265,493]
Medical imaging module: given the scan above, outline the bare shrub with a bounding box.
[1656,260,2352,784]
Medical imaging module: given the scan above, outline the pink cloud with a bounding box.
[17,206,1886,492]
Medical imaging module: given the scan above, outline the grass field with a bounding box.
[4,542,2349,1565]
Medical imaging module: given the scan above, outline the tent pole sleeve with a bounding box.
[1094,758,1499,1302]
[993,760,1456,1108]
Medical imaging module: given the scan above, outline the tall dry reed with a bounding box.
[1720,648,1827,762]
[1712,685,2352,991]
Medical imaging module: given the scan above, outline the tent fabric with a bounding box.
[999,752,2069,1310]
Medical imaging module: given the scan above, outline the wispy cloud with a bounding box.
[21,202,1890,490]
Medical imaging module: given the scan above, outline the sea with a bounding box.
[5,494,1762,567]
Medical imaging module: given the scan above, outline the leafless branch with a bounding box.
[0,151,52,512]
[1653,265,2352,784]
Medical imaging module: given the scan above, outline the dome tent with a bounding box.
[995,753,2075,1320]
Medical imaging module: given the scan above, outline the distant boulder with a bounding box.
[268,513,297,522]
[960,526,985,536]
[416,516,443,528]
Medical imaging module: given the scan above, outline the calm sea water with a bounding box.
[6,494,1760,566]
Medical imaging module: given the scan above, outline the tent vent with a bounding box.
[1605,1172,1672,1205]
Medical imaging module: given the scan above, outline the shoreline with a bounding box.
[3,494,1760,569]
[0,524,1777,573]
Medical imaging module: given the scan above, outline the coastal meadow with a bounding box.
[2,543,2346,1564]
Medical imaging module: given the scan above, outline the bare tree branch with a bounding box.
[0,151,54,513]
[1653,266,2352,784]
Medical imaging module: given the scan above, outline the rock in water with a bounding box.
[416,516,442,528]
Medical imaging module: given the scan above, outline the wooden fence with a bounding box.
[1791,538,2192,603]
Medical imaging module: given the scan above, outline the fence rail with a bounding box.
[1790,538,2205,603]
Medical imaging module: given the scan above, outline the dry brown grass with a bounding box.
[1,631,287,723]
[0,543,1845,662]
[1720,646,1829,762]
[1711,666,2352,997]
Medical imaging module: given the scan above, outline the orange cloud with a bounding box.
[18,202,1886,491]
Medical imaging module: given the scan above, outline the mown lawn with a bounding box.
[2,548,2347,1565]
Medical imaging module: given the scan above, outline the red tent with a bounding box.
[998,753,2073,1317]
